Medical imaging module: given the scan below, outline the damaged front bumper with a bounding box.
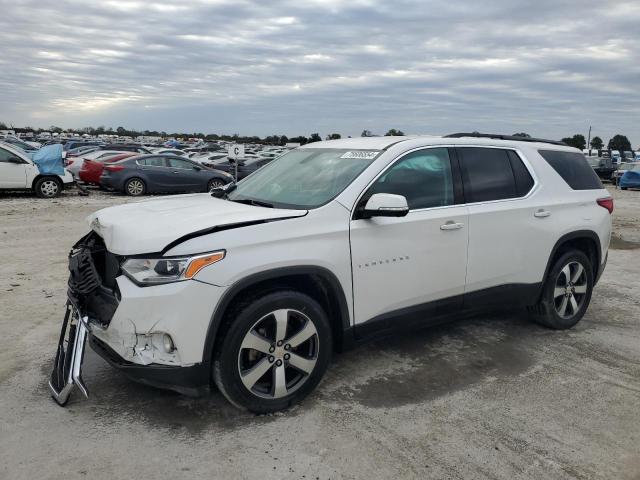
[49,301,90,406]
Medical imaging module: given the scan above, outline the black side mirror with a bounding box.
[8,156,24,164]
[193,165,202,171]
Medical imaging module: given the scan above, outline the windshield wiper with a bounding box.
[230,198,275,208]
[210,181,236,198]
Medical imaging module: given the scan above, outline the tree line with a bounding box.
[0,121,632,150]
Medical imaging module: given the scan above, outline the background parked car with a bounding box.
[98,144,152,154]
[79,152,137,186]
[65,149,133,178]
[149,148,188,156]
[99,154,233,196]
[585,155,616,181]
[618,163,640,190]
[211,156,274,180]
[1,136,40,153]
[0,141,73,198]
[612,162,640,185]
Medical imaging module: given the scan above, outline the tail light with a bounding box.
[597,197,614,214]
[104,165,125,172]
[65,159,74,166]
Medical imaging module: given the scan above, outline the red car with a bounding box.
[79,152,136,185]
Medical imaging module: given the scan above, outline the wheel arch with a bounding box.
[31,174,63,191]
[541,230,602,296]
[202,266,353,371]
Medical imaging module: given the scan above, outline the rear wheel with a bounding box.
[213,290,332,413]
[34,177,62,198]
[208,178,226,192]
[530,250,593,329]
[125,178,146,196]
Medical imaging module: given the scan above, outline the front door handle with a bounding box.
[440,221,464,231]
[534,209,551,218]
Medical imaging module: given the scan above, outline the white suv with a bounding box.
[0,142,74,197]
[49,134,613,412]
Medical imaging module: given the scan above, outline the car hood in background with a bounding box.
[87,194,307,255]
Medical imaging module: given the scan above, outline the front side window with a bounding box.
[227,148,378,209]
[458,148,518,202]
[367,148,454,210]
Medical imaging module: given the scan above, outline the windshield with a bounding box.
[227,148,379,209]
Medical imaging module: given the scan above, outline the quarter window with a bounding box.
[538,150,603,190]
[458,148,518,202]
[367,148,454,210]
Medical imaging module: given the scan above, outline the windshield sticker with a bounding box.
[340,151,380,160]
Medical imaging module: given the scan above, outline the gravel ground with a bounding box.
[1,186,639,480]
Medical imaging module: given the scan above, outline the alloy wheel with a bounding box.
[553,261,588,319]
[237,309,319,399]
[127,179,144,195]
[208,179,225,191]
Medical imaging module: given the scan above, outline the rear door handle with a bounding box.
[534,209,551,218]
[440,221,464,230]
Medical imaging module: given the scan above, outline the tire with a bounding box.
[213,290,332,413]
[124,177,146,196]
[530,250,594,330]
[208,178,226,192]
[34,177,62,198]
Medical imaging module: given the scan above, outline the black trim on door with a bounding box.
[354,282,542,342]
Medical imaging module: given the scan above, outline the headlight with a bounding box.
[121,251,225,286]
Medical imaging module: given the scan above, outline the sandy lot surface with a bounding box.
[1,186,639,480]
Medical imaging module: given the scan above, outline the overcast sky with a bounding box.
[1,0,638,144]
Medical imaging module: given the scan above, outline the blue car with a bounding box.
[618,163,640,189]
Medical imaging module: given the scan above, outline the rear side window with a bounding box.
[458,148,517,202]
[538,150,603,190]
[138,157,166,167]
[507,150,535,196]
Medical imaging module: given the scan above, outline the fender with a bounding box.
[540,230,603,295]
[200,265,353,370]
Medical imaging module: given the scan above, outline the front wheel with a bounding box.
[34,177,62,198]
[530,250,593,329]
[208,178,226,192]
[213,290,332,413]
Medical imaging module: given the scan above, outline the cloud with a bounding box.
[0,0,638,145]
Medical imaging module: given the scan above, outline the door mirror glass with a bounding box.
[193,165,201,171]
[362,193,409,218]
[9,156,24,164]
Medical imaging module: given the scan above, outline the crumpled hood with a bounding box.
[87,193,307,255]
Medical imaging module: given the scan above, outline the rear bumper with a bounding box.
[90,335,210,396]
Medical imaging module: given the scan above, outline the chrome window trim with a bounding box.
[351,144,539,217]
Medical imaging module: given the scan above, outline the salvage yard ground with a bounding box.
[1,186,639,479]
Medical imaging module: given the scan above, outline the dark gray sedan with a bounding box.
[100,154,233,196]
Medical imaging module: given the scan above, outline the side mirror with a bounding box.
[8,156,24,164]
[361,193,409,218]
[193,165,202,171]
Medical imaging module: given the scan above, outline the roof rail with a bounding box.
[444,132,567,146]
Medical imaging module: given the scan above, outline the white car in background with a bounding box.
[149,148,188,157]
[0,142,73,197]
[65,150,132,178]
